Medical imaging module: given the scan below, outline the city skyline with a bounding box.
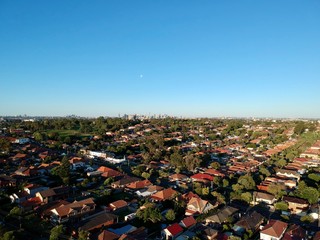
[1,1,320,118]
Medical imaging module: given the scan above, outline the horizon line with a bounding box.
[1,114,320,121]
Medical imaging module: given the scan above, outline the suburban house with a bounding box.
[78,211,118,232]
[98,230,119,240]
[10,191,29,203]
[179,216,197,229]
[253,191,277,205]
[204,168,225,177]
[111,177,140,189]
[181,192,200,202]
[136,185,163,198]
[50,198,96,223]
[108,224,137,236]
[12,153,27,162]
[108,200,128,212]
[150,188,177,202]
[125,179,152,191]
[300,140,320,159]
[162,223,184,240]
[205,206,239,224]
[14,166,38,177]
[186,197,216,216]
[233,211,264,235]
[116,226,147,239]
[14,138,30,144]
[202,228,218,240]
[69,157,85,170]
[260,220,288,240]
[36,186,70,204]
[190,173,214,183]
[0,175,17,187]
[282,224,307,240]
[23,184,48,197]
[283,196,309,214]
[169,173,189,182]
[313,231,320,240]
[97,166,124,179]
[20,196,42,211]
[276,169,301,181]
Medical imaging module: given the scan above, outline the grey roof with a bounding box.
[254,191,276,201]
[206,206,238,224]
[38,186,69,198]
[79,212,118,231]
[234,211,264,231]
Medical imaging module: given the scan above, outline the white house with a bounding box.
[260,220,287,240]
[162,223,184,240]
[15,138,30,144]
[253,191,276,205]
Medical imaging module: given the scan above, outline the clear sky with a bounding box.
[1,1,320,118]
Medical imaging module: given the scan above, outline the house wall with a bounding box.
[287,202,308,214]
[162,229,173,240]
[256,198,275,205]
[260,233,281,240]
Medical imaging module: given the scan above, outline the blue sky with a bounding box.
[1,1,320,118]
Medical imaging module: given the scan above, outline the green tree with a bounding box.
[52,156,70,185]
[210,162,220,169]
[185,154,201,171]
[211,191,226,204]
[222,179,229,188]
[136,203,162,223]
[300,215,314,223]
[240,192,252,203]
[238,175,256,190]
[232,183,244,192]
[259,167,271,177]
[0,138,10,153]
[104,177,114,186]
[308,173,320,183]
[8,207,22,217]
[294,122,306,135]
[33,132,44,142]
[78,229,89,240]
[1,231,15,240]
[229,236,241,240]
[275,201,288,211]
[49,225,64,240]
[141,172,151,179]
[202,187,210,196]
[294,181,307,197]
[275,159,287,168]
[170,151,184,168]
[244,230,253,240]
[299,187,319,204]
[267,183,286,199]
[165,209,176,221]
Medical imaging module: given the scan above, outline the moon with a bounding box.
[140,74,143,78]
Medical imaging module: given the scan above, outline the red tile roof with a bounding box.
[98,230,119,240]
[109,200,127,210]
[126,180,152,189]
[261,220,287,238]
[151,188,177,201]
[282,224,306,240]
[180,216,196,228]
[166,223,183,236]
[191,173,213,181]
[181,192,200,201]
[98,166,123,178]
[205,169,225,177]
[169,173,188,181]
